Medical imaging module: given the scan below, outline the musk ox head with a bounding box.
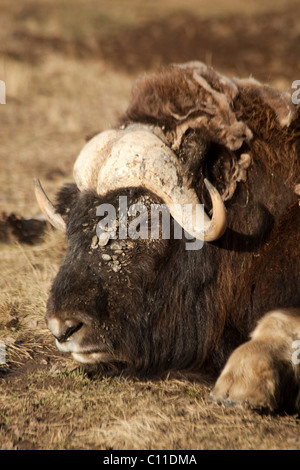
[35,122,228,370]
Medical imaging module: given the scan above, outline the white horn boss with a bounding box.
[73,124,226,241]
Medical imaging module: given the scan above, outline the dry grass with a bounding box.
[0,0,300,451]
[1,371,300,450]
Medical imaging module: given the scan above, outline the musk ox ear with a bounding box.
[205,147,251,203]
[54,183,80,218]
[177,127,251,204]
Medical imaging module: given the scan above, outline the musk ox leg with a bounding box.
[210,309,300,412]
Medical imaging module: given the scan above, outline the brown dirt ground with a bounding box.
[1,0,300,451]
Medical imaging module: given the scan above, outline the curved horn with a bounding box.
[34,178,66,231]
[73,125,226,241]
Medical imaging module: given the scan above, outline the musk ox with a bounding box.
[35,61,300,412]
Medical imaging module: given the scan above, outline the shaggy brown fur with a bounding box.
[123,62,253,152]
[122,61,300,205]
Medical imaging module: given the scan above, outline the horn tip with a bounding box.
[33,177,42,190]
[203,178,214,192]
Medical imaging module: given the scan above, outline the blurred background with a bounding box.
[0,0,299,217]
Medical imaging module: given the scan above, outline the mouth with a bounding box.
[54,336,113,364]
[71,351,113,364]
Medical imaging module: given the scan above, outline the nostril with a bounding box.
[53,320,83,343]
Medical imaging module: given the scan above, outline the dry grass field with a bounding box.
[1,0,300,450]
